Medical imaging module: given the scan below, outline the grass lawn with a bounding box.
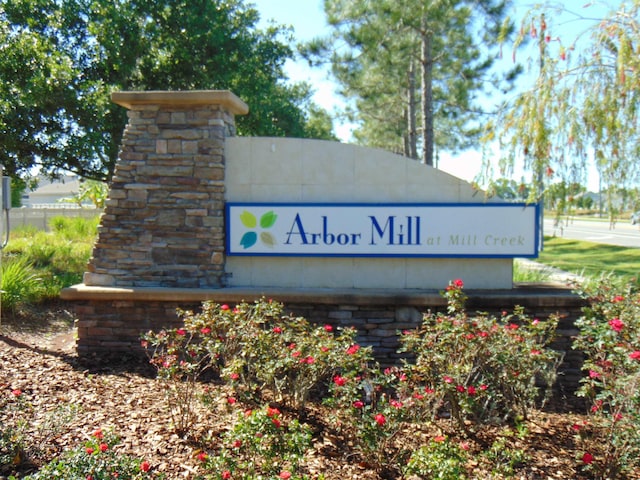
[538,235,640,283]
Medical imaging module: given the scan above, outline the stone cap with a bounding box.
[111,90,249,115]
[61,284,582,308]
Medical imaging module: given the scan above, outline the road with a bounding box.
[542,217,640,248]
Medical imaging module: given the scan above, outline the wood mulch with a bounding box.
[0,303,627,479]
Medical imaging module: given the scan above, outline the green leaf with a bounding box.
[240,232,257,249]
[240,211,257,228]
[260,211,278,228]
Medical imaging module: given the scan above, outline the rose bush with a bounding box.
[573,278,640,478]
[196,404,312,479]
[18,429,159,479]
[399,279,561,430]
[142,298,372,436]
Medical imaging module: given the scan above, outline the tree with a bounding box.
[486,177,530,201]
[484,1,640,219]
[59,179,109,209]
[303,0,517,166]
[0,0,334,182]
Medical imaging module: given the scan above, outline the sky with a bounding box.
[248,0,616,191]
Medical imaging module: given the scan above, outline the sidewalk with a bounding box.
[515,258,583,284]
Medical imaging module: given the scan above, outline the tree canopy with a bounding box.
[0,0,335,182]
[302,0,518,166]
[484,1,640,215]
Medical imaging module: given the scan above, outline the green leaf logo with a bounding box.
[237,210,278,250]
[260,211,277,229]
[240,211,257,228]
[240,231,257,249]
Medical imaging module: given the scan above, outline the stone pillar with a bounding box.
[85,90,248,288]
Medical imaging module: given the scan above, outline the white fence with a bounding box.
[9,208,103,231]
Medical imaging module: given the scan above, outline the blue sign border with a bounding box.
[225,202,541,259]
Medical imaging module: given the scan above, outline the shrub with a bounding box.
[1,256,41,312]
[197,404,312,479]
[403,436,469,479]
[0,389,27,473]
[573,278,640,478]
[142,298,372,427]
[2,215,97,304]
[20,429,159,479]
[481,433,529,476]
[48,215,100,241]
[399,279,561,430]
[323,364,412,472]
[0,389,81,472]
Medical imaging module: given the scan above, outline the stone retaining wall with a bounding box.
[65,284,585,395]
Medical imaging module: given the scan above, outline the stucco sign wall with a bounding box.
[226,203,539,257]
[224,137,537,290]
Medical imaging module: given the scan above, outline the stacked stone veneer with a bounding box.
[85,91,248,288]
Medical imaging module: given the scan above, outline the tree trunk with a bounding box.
[403,108,410,157]
[420,18,434,166]
[408,60,418,159]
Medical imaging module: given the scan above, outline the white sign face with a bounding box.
[226,203,540,258]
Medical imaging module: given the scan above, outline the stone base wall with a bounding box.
[69,285,585,395]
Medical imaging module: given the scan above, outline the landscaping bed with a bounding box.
[0,301,617,479]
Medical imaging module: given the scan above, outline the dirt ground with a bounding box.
[0,303,628,479]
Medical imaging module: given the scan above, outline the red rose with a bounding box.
[582,452,594,464]
[266,406,281,417]
[99,443,108,452]
[197,452,208,462]
[221,304,230,311]
[324,324,333,332]
[374,413,386,426]
[140,461,150,472]
[333,375,347,387]
[279,472,292,479]
[608,318,624,332]
[346,344,360,355]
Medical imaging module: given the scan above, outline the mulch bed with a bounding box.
[0,304,625,479]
